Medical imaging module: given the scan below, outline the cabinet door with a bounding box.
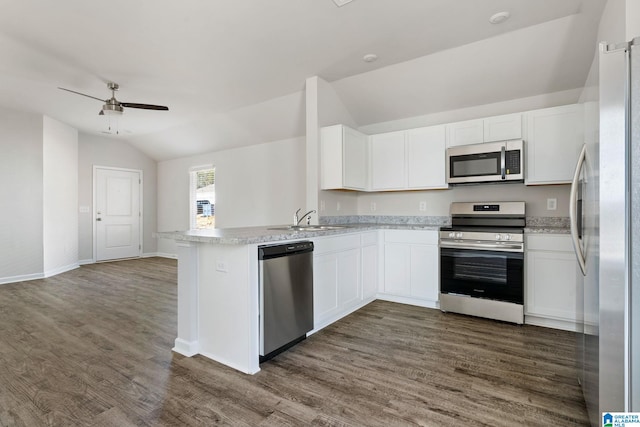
[320,125,344,190]
[370,131,406,190]
[313,253,339,325]
[384,243,410,296]
[406,125,447,189]
[446,119,484,147]
[526,250,578,321]
[483,113,522,142]
[362,244,378,300]
[337,248,361,308]
[410,244,439,301]
[343,126,367,190]
[525,104,584,185]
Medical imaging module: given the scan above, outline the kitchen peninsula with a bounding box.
[156,220,445,374]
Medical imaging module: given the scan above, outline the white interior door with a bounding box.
[95,167,142,261]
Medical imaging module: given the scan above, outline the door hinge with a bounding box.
[139,178,141,184]
[139,244,141,250]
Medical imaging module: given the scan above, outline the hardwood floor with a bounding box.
[0,258,589,426]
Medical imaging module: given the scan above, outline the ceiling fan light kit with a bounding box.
[102,103,124,115]
[58,82,169,118]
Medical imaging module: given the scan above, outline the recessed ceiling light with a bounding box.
[489,11,510,24]
[332,0,354,7]
[363,54,378,63]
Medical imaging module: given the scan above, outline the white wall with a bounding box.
[0,108,44,283]
[78,134,157,262]
[43,116,78,276]
[157,136,305,256]
[356,185,570,218]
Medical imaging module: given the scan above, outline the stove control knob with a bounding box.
[503,234,511,241]
[449,232,456,238]
[496,234,502,240]
[456,232,463,239]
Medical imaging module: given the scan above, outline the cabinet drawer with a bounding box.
[526,234,573,252]
[313,233,361,255]
[384,230,437,245]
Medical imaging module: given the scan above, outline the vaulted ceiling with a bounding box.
[0,0,606,160]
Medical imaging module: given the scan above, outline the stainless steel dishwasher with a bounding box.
[258,241,314,362]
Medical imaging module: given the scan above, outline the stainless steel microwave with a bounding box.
[446,140,524,185]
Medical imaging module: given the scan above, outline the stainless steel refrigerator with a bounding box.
[571,36,640,425]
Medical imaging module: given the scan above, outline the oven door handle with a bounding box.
[500,146,506,180]
[440,240,523,252]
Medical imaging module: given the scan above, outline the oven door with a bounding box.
[440,246,524,304]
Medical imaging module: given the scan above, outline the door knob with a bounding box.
[96,218,102,221]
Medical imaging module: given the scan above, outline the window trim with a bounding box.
[189,165,215,230]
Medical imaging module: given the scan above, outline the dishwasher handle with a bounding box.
[258,241,314,260]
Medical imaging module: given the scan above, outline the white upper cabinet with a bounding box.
[483,113,523,142]
[370,125,447,191]
[321,124,367,190]
[406,125,447,189]
[446,114,522,147]
[370,131,406,191]
[525,104,584,185]
[445,119,484,147]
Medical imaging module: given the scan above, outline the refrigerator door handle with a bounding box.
[570,144,587,275]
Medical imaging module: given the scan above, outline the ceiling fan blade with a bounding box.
[58,87,105,102]
[121,102,169,111]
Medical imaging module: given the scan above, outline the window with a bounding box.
[190,167,215,230]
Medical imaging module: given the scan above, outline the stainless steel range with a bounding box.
[439,201,525,324]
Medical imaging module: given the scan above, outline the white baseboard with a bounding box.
[376,294,440,310]
[153,252,178,259]
[172,338,199,357]
[0,272,44,285]
[44,263,79,278]
[78,259,94,266]
[525,315,580,332]
[310,298,375,335]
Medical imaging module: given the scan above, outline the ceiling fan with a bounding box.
[58,82,169,115]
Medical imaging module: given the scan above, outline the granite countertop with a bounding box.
[155,215,571,245]
[523,216,570,234]
[523,226,570,234]
[155,223,442,245]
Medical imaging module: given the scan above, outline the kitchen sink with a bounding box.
[267,225,349,232]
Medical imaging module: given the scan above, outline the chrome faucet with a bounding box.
[294,208,316,225]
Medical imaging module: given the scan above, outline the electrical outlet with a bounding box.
[547,198,557,211]
[419,201,427,212]
[216,260,228,273]
[371,202,377,212]
[320,200,326,212]
[336,201,341,211]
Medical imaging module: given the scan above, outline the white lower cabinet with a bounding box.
[525,234,579,331]
[381,230,439,307]
[361,231,379,301]
[313,234,362,328]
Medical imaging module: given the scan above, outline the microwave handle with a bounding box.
[500,146,506,179]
